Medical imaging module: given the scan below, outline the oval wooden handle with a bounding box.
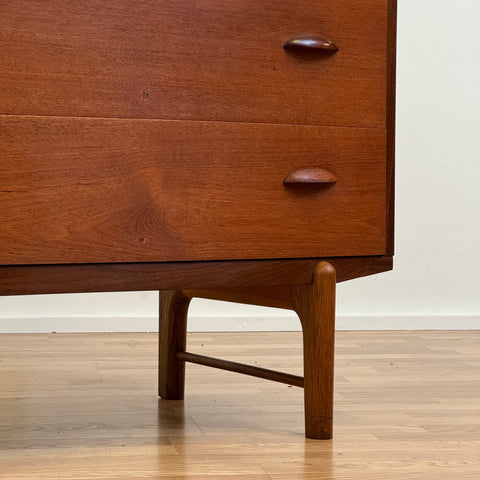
[283,34,339,52]
[284,167,337,185]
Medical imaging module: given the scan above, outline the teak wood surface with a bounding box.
[0,257,392,297]
[0,0,387,128]
[0,0,397,440]
[386,0,397,255]
[0,117,386,264]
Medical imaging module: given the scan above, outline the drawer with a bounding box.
[0,116,386,264]
[0,0,387,127]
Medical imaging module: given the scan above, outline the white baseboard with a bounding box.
[0,314,478,333]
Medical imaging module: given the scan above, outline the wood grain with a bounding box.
[0,256,393,297]
[0,0,387,128]
[1,331,479,479]
[293,262,336,439]
[0,116,387,264]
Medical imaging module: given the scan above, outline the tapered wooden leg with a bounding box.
[292,261,336,439]
[158,290,191,400]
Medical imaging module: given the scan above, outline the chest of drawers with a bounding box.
[0,0,397,438]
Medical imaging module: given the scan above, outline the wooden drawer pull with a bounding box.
[283,34,339,52]
[284,167,337,185]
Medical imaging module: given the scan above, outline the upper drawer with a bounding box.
[0,0,387,127]
[0,116,386,265]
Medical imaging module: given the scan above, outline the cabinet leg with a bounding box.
[292,261,336,439]
[158,290,191,400]
[158,262,336,438]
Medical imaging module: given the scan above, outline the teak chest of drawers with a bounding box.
[0,0,397,438]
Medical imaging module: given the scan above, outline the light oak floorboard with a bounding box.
[0,331,479,479]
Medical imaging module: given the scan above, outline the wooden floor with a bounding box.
[0,331,479,479]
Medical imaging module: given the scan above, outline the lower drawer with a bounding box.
[0,116,386,264]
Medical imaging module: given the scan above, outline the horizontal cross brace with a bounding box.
[177,351,304,388]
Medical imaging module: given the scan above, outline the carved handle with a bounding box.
[283,34,339,52]
[284,167,337,186]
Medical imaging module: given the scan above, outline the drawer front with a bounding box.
[0,0,387,127]
[0,116,386,264]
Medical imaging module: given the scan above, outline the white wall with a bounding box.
[1,0,479,333]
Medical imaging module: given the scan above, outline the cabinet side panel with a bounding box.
[386,0,397,255]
